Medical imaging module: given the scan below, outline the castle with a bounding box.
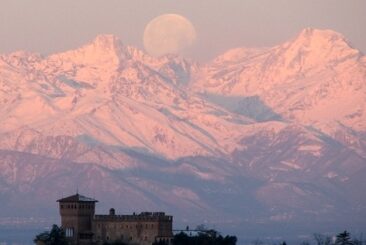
[57,193,173,245]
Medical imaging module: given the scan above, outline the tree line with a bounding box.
[253,231,364,245]
[34,225,364,245]
[34,224,237,245]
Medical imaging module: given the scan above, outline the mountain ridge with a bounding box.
[0,28,365,238]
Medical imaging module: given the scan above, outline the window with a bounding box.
[65,228,74,237]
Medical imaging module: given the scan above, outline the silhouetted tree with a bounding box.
[314,233,332,245]
[336,231,353,245]
[173,232,191,245]
[34,224,68,245]
[172,230,236,245]
[222,235,237,245]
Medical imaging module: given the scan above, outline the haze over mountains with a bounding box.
[0,28,365,238]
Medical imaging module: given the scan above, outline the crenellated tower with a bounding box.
[57,193,98,245]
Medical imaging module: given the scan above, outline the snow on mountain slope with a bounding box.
[0,29,366,236]
[229,122,366,224]
[194,28,366,155]
[0,35,255,159]
[0,148,260,222]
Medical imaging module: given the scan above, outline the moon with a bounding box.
[143,14,197,57]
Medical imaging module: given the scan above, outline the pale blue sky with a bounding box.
[0,0,365,61]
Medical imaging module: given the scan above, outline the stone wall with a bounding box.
[92,212,173,245]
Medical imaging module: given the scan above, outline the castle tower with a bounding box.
[57,193,98,245]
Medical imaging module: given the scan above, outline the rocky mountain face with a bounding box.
[0,28,365,239]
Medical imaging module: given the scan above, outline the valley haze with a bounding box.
[0,28,365,244]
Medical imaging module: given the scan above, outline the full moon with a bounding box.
[143,14,197,57]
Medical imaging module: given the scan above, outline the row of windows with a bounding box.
[97,223,155,229]
[65,228,74,237]
[60,204,94,209]
[95,235,172,244]
[98,235,149,242]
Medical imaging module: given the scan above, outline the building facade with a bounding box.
[57,194,173,245]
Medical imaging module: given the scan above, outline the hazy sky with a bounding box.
[0,0,365,61]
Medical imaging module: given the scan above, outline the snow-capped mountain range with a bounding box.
[0,28,365,238]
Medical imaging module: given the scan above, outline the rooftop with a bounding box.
[57,193,98,203]
[94,212,172,222]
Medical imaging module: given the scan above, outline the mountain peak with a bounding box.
[279,28,361,69]
[48,34,128,68]
[297,28,345,40]
[291,28,354,52]
[89,34,123,51]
